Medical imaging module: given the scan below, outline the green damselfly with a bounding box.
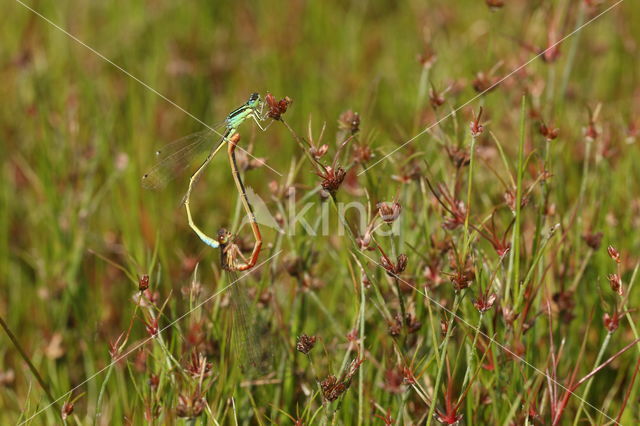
[142,94,273,374]
[142,93,267,254]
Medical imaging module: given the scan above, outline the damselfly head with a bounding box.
[217,228,233,246]
[247,92,261,109]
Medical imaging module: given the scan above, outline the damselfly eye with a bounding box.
[249,92,260,103]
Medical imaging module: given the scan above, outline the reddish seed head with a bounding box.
[324,378,344,401]
[377,201,402,223]
[320,375,347,402]
[504,189,529,212]
[542,30,561,63]
[338,110,360,135]
[473,293,497,313]
[485,0,504,9]
[61,401,74,420]
[316,166,346,194]
[608,273,623,296]
[493,242,511,258]
[144,317,159,337]
[582,232,603,250]
[381,253,408,277]
[470,107,485,137]
[357,231,373,251]
[176,392,206,418]
[417,47,437,68]
[429,84,447,109]
[451,268,474,291]
[139,274,150,292]
[405,313,422,333]
[603,312,620,333]
[440,318,449,336]
[374,409,395,425]
[148,374,159,390]
[402,366,417,385]
[388,316,402,337]
[584,108,600,141]
[584,124,598,141]
[352,143,373,164]
[185,352,212,378]
[296,334,317,354]
[396,254,408,273]
[309,144,329,159]
[108,333,125,360]
[436,411,463,425]
[539,122,559,141]
[607,245,621,263]
[265,92,291,120]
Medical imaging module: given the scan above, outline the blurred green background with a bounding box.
[2,0,640,424]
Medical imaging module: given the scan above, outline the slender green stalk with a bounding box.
[0,314,62,420]
[559,3,586,101]
[358,274,366,426]
[575,136,593,247]
[572,333,611,426]
[462,313,483,389]
[463,135,477,257]
[394,277,407,324]
[94,364,115,426]
[413,65,431,133]
[508,96,527,304]
[426,292,462,426]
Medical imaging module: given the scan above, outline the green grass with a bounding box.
[2,0,640,424]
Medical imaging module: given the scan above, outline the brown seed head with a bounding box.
[320,375,347,402]
[352,143,373,164]
[317,166,346,194]
[539,122,560,141]
[473,293,497,313]
[485,0,504,9]
[582,232,603,250]
[338,110,360,135]
[139,274,150,292]
[603,312,620,333]
[296,334,317,354]
[608,273,623,296]
[61,402,74,420]
[309,144,329,159]
[607,245,621,263]
[176,392,206,418]
[377,201,402,223]
[470,107,485,137]
[265,92,291,120]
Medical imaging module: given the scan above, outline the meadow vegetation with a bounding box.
[1,0,640,424]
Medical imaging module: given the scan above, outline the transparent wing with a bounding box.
[141,126,226,190]
[229,276,273,377]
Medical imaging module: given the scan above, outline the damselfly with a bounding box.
[142,93,266,265]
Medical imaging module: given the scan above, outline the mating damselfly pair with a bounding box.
[142,93,267,266]
[142,93,280,374]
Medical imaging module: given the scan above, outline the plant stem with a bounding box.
[508,96,527,304]
[463,135,477,258]
[572,333,611,425]
[0,314,61,419]
[426,292,462,426]
[559,3,586,102]
[94,363,115,425]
